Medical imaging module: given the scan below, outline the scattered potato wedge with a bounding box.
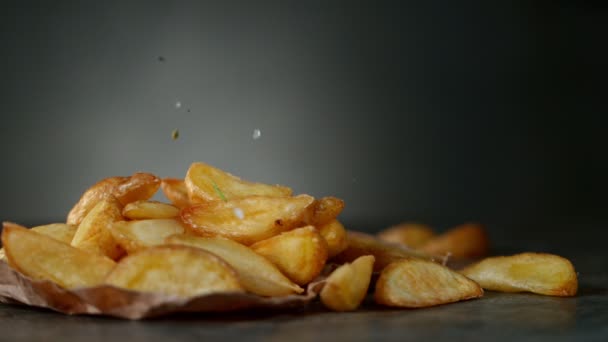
[309,197,345,226]
[460,253,577,296]
[375,258,483,308]
[67,173,160,225]
[184,162,292,203]
[377,223,435,248]
[2,225,116,288]
[105,245,243,297]
[71,198,124,260]
[165,234,303,296]
[333,231,435,272]
[122,200,179,220]
[420,223,489,259]
[181,194,315,245]
[318,220,348,258]
[320,255,375,311]
[110,219,185,254]
[251,226,328,285]
[161,178,190,208]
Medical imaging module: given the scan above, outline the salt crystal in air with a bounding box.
[252,129,261,140]
[175,101,182,109]
[233,207,245,220]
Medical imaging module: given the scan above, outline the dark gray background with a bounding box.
[1,0,606,235]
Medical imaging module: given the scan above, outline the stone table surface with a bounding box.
[0,225,606,342]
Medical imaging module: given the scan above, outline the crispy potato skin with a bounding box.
[67,173,160,225]
[105,245,243,297]
[185,162,291,203]
[460,253,578,296]
[320,255,375,311]
[165,234,303,296]
[2,225,116,288]
[161,178,190,208]
[333,231,434,272]
[420,223,489,259]
[250,226,328,285]
[377,223,435,248]
[318,220,349,258]
[375,258,483,308]
[180,195,315,245]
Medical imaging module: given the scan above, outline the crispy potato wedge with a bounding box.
[67,173,160,225]
[250,226,328,285]
[165,234,303,296]
[377,223,435,248]
[122,200,179,220]
[184,162,292,203]
[333,231,435,272]
[105,245,242,297]
[110,219,185,254]
[0,222,77,261]
[71,198,124,260]
[67,176,126,225]
[460,253,577,296]
[0,222,28,260]
[318,220,348,258]
[320,255,375,311]
[30,223,77,244]
[375,258,483,308]
[161,178,190,208]
[309,197,345,226]
[420,223,489,259]
[181,194,315,245]
[2,225,116,288]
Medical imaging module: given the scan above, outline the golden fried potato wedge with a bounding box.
[122,200,179,220]
[2,225,116,288]
[375,258,483,308]
[309,197,345,226]
[67,173,160,225]
[184,162,292,203]
[377,223,435,248]
[105,245,242,297]
[71,198,124,260]
[250,226,328,285]
[165,234,303,296]
[318,220,348,258]
[30,223,77,244]
[181,194,315,245]
[420,223,489,259]
[333,231,434,272]
[460,253,577,296]
[113,172,161,206]
[0,223,77,260]
[110,219,185,254]
[320,255,375,311]
[67,176,126,225]
[161,178,190,208]
[0,222,28,260]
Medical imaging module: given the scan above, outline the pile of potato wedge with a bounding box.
[0,162,578,314]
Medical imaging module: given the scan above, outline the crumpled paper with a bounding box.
[0,261,325,319]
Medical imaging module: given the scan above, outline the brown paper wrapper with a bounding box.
[0,261,325,319]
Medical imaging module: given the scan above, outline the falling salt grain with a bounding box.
[233,207,245,220]
[252,129,261,140]
[175,101,182,109]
